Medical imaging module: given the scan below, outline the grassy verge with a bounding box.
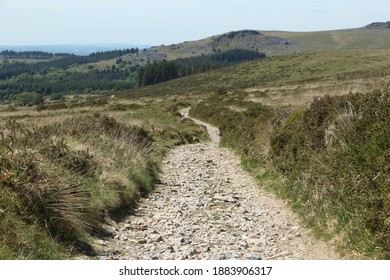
[270,89,389,259]
[190,93,274,167]
[0,96,207,259]
[0,113,156,259]
[190,87,389,259]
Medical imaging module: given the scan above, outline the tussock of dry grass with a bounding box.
[0,113,156,258]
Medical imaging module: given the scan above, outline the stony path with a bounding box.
[93,108,338,260]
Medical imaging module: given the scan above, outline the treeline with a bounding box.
[0,50,71,59]
[138,49,265,86]
[0,48,140,99]
[137,60,179,86]
[0,48,139,79]
[0,69,135,100]
[0,48,264,100]
[52,48,139,66]
[177,49,265,67]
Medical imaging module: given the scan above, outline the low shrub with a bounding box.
[270,89,389,258]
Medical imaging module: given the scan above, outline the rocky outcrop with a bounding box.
[363,21,390,29]
[211,30,291,53]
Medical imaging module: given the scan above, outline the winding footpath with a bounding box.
[93,108,338,260]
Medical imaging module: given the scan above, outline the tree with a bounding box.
[137,60,179,86]
[14,92,44,106]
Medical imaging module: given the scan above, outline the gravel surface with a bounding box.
[90,108,339,260]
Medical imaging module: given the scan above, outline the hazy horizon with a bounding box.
[0,0,389,46]
[0,43,151,55]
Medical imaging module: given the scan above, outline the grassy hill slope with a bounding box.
[81,23,390,71]
[264,28,390,52]
[118,30,292,65]
[126,49,390,99]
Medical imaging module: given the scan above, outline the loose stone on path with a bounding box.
[92,108,338,260]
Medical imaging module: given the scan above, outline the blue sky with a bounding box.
[0,0,389,45]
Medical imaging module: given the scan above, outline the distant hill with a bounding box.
[2,21,390,97]
[113,30,294,69]
[4,21,390,64]
[101,22,390,70]
[263,21,390,53]
[68,30,293,72]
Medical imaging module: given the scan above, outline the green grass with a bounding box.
[0,187,69,259]
[190,92,275,168]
